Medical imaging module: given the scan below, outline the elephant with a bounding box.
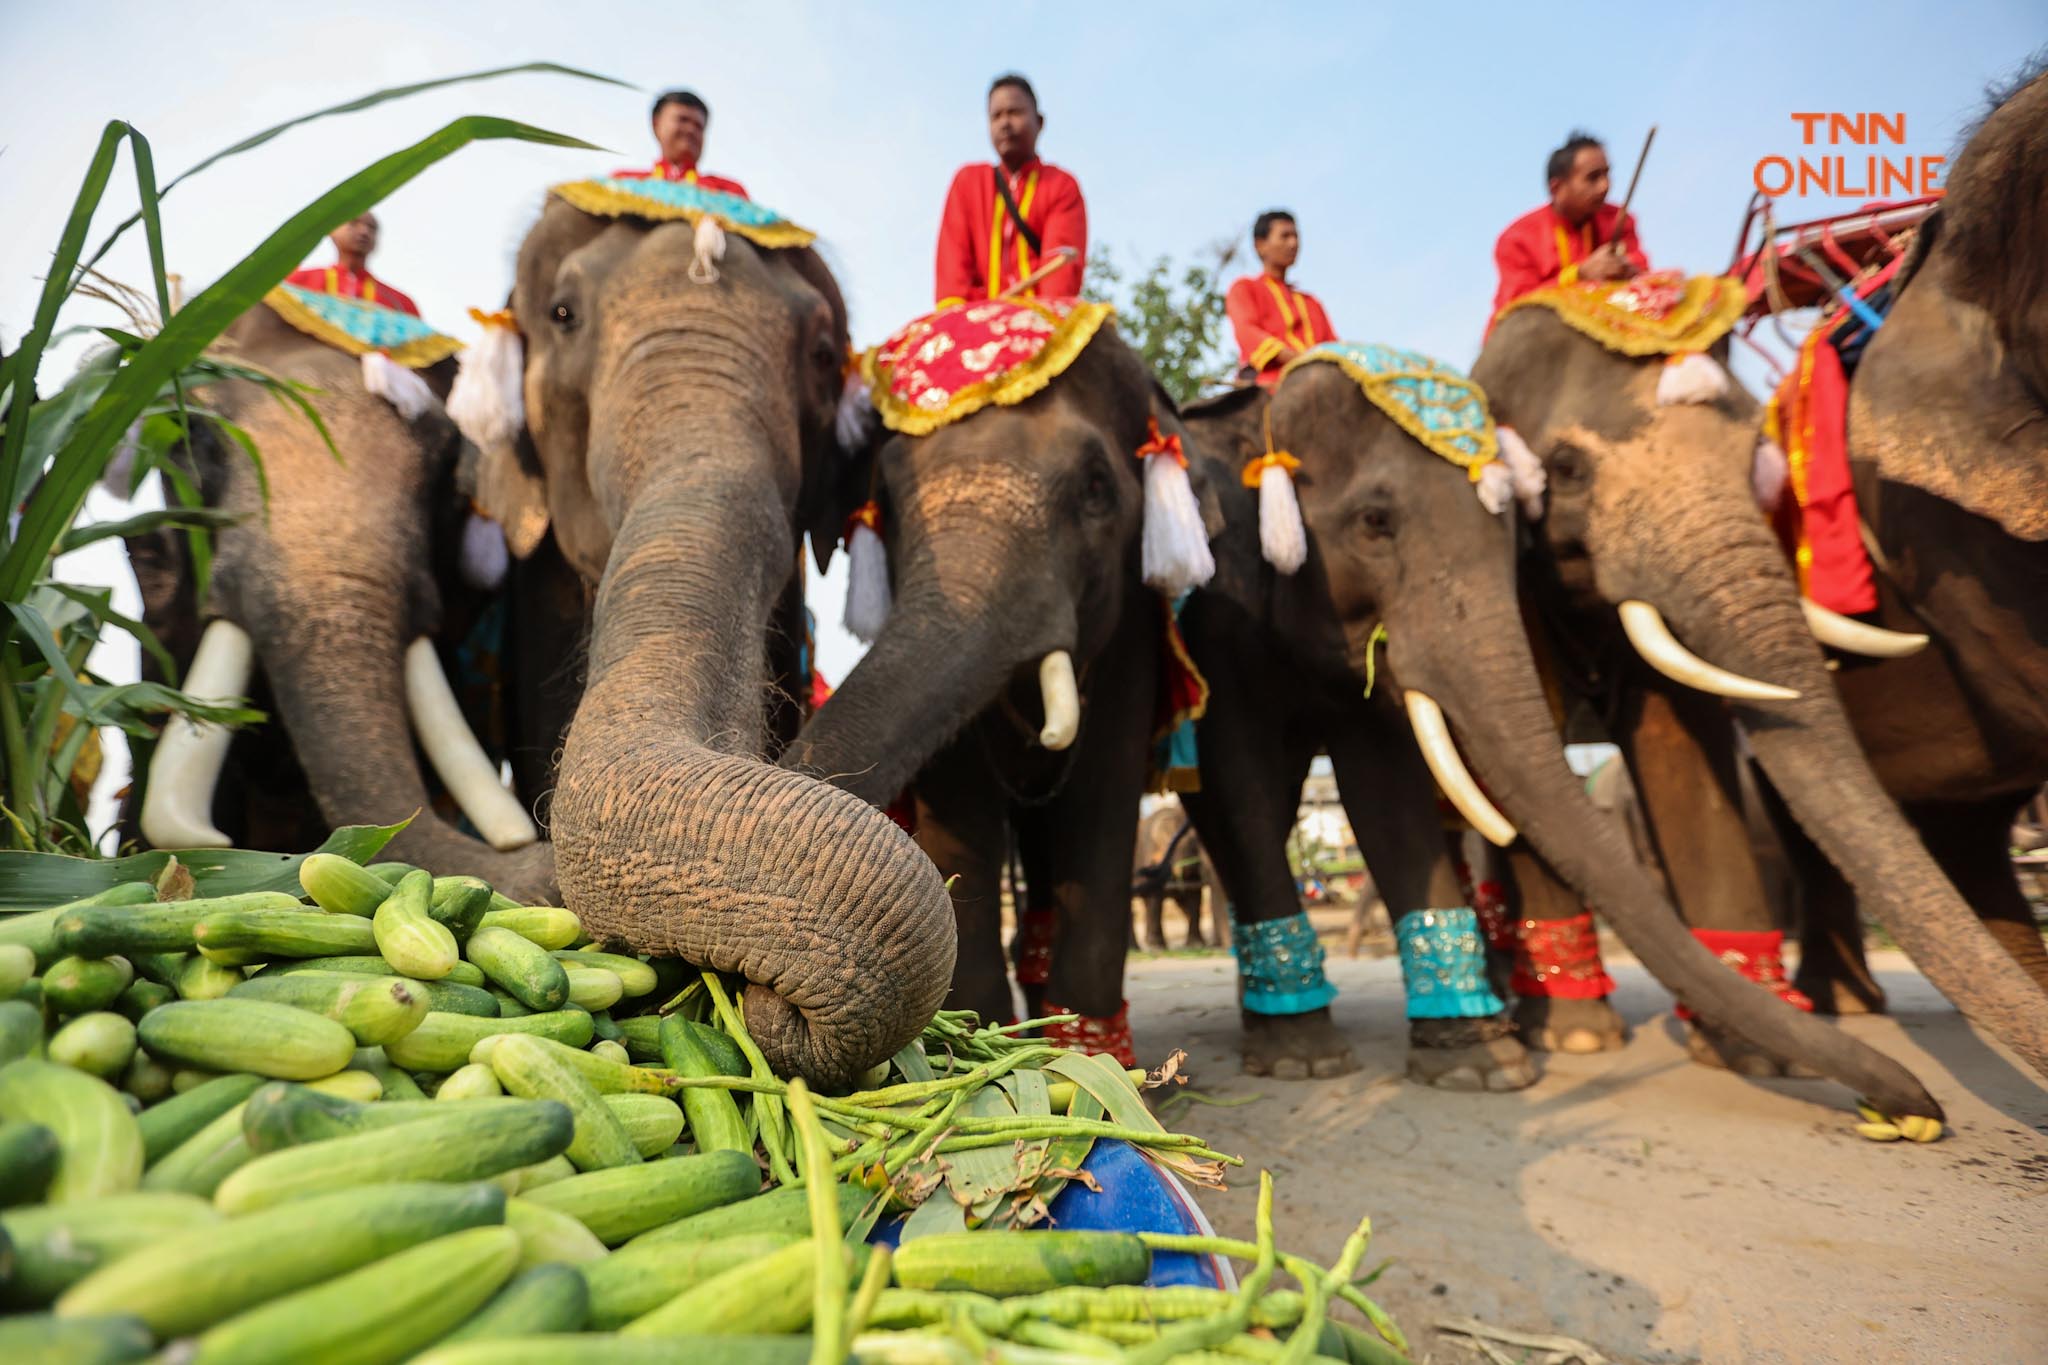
[1132,803,1220,950]
[126,301,559,901]
[1468,170,2048,1090]
[1174,361,1949,1120]
[456,192,955,1088]
[781,311,1195,1062]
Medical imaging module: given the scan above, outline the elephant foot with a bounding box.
[1514,995,1628,1054]
[1684,1020,1823,1078]
[1407,1015,1536,1091]
[1794,968,1888,1017]
[1240,1008,1358,1079]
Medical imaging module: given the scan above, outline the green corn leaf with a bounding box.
[0,820,408,908]
[56,504,244,555]
[43,581,179,682]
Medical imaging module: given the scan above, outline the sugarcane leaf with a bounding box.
[0,820,407,909]
[889,1041,935,1084]
[59,680,261,737]
[1043,1051,1166,1135]
[897,1188,968,1243]
[44,582,178,682]
[942,1087,1029,1213]
[3,602,94,713]
[57,505,244,554]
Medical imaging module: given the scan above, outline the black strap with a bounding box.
[992,165,1043,258]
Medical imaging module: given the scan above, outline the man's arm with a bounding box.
[1615,214,1648,274]
[1226,279,1291,373]
[1034,174,1087,297]
[934,167,981,307]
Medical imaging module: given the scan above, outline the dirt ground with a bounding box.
[1118,936,2048,1364]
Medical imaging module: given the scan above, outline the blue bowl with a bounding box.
[869,1138,1232,1289]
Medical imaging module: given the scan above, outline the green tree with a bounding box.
[1085,237,1241,404]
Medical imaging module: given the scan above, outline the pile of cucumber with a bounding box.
[0,851,1408,1363]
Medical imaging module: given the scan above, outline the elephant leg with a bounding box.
[1619,679,1817,1077]
[1909,796,2048,994]
[1504,844,1629,1055]
[1327,708,1532,1092]
[913,737,1016,1026]
[1139,893,1167,953]
[1174,890,1202,949]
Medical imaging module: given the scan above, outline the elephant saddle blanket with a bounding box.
[549,176,815,249]
[861,297,1114,436]
[1491,270,1746,357]
[263,283,462,368]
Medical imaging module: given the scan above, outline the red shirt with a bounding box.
[283,264,419,317]
[934,158,1087,305]
[1491,203,1649,318]
[611,159,750,200]
[1226,275,1337,386]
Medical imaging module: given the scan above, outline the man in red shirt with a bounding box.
[612,89,749,199]
[934,73,1087,306]
[1226,211,1338,386]
[1491,131,1649,317]
[284,212,419,316]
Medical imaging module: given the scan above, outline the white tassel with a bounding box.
[460,512,510,591]
[1752,436,1789,513]
[843,520,892,643]
[1475,461,1514,516]
[1140,452,1216,596]
[1495,426,1547,520]
[360,351,438,421]
[447,318,526,452]
[689,215,727,284]
[836,369,874,452]
[1656,351,1730,406]
[1255,461,1307,573]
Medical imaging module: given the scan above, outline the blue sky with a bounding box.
[2,0,2038,832]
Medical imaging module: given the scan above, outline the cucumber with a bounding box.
[0,910,63,968]
[487,1034,637,1172]
[0,1313,154,1364]
[191,908,378,966]
[472,1033,673,1096]
[0,1191,219,1307]
[590,1039,631,1067]
[227,972,429,1046]
[174,952,243,1000]
[138,999,356,1081]
[587,1009,623,1042]
[313,1068,384,1102]
[119,1051,174,1104]
[298,853,395,916]
[41,956,133,1015]
[375,869,460,980]
[134,1073,263,1164]
[59,1181,507,1338]
[621,1236,825,1337]
[264,955,489,988]
[582,1232,799,1329]
[188,1226,520,1365]
[626,1181,868,1250]
[0,942,36,998]
[0,999,43,1065]
[47,1013,135,1080]
[0,1060,143,1203]
[507,1154,576,1193]
[504,1196,608,1268]
[127,951,185,988]
[413,1335,811,1365]
[0,1119,61,1207]
[676,1018,748,1078]
[551,950,658,998]
[660,1016,752,1156]
[53,892,301,958]
[466,926,570,1012]
[562,966,623,1012]
[351,1046,429,1100]
[518,1147,758,1246]
[439,1062,505,1099]
[242,1088,531,1152]
[598,1093,682,1159]
[476,906,581,951]
[491,988,533,1017]
[439,1262,590,1343]
[891,1230,1151,1294]
[213,1100,573,1214]
[366,861,421,885]
[113,979,174,1023]
[431,877,494,941]
[384,1010,594,1073]
[141,1097,256,1197]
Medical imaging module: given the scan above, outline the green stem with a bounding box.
[702,973,797,1184]
[787,1079,848,1365]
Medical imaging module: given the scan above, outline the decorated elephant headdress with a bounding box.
[262,282,461,422]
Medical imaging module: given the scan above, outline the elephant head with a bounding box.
[468,196,954,1088]
[1183,358,1947,1119]
[1471,307,2048,1085]
[138,303,557,900]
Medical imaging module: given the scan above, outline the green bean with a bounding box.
[787,1079,848,1365]
[702,973,797,1184]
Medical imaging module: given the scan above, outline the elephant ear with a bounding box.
[449,312,551,559]
[476,430,552,559]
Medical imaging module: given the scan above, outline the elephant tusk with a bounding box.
[140,618,254,849]
[1404,690,1518,848]
[1038,650,1080,751]
[1618,600,1800,702]
[1799,598,1929,658]
[403,638,538,851]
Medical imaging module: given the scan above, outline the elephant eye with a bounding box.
[1550,444,1589,485]
[1358,502,1397,539]
[549,301,579,331]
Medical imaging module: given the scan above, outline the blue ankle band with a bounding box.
[1397,908,1506,1020]
[1232,912,1338,1016]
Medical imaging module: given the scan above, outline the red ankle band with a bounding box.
[1454,855,1515,952]
[1675,927,1813,1020]
[1043,998,1136,1068]
[1013,908,1056,986]
[1510,911,1616,999]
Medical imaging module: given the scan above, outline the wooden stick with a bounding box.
[998,246,1080,300]
[1605,125,1657,254]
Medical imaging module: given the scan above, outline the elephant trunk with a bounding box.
[1386,551,1945,1120]
[552,439,955,1090]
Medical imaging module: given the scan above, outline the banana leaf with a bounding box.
[0,820,404,910]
